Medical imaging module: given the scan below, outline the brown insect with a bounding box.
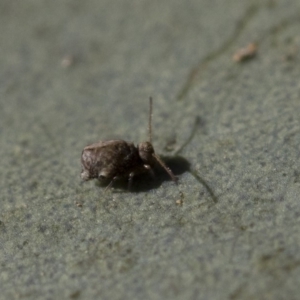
[80,97,177,191]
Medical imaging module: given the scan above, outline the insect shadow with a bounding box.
[95,155,190,193]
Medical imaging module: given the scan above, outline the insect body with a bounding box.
[81,98,177,190]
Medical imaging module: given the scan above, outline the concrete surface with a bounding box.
[1,0,300,299]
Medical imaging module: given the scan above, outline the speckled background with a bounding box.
[1,0,300,299]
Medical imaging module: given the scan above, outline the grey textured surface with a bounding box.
[1,0,300,299]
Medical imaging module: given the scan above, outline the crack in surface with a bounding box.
[177,6,300,102]
[177,4,259,101]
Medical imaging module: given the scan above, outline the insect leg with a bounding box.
[144,164,155,179]
[152,154,178,184]
[128,172,135,190]
[104,176,118,192]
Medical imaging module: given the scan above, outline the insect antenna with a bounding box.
[153,153,178,184]
[148,97,153,143]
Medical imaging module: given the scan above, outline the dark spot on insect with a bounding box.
[80,97,178,191]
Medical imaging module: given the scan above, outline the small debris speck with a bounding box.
[233,43,257,62]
